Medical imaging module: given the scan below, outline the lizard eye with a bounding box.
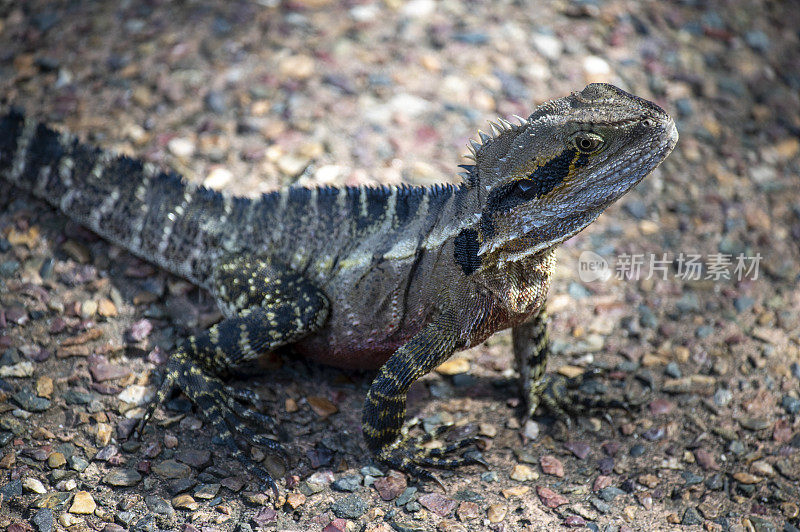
[572,132,604,154]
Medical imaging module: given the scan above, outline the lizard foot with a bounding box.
[376,423,487,489]
[136,351,285,497]
[538,368,635,426]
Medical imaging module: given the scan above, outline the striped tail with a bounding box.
[0,109,237,287]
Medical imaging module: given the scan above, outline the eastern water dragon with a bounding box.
[0,83,678,493]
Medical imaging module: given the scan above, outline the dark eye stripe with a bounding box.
[485,148,580,209]
[480,148,591,240]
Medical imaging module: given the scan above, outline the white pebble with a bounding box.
[583,55,611,75]
[203,167,233,190]
[23,477,48,494]
[523,419,540,440]
[168,137,195,158]
[118,385,154,406]
[532,33,563,61]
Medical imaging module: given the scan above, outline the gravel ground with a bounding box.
[1,1,799,531]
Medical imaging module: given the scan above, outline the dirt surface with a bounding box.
[1,1,799,531]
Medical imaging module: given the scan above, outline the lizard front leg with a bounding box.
[512,306,552,418]
[137,257,329,494]
[362,310,483,483]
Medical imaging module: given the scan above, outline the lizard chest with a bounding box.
[464,250,557,346]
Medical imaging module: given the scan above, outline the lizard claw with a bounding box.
[429,472,447,494]
[258,471,280,500]
[135,367,177,440]
[464,450,490,469]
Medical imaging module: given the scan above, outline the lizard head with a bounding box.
[460,83,678,265]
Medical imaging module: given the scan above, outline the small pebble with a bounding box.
[175,449,211,468]
[733,472,762,484]
[740,417,770,431]
[728,440,746,455]
[664,362,682,379]
[501,485,530,499]
[152,459,192,479]
[564,441,591,460]
[418,493,458,517]
[734,296,755,313]
[705,474,724,490]
[145,495,174,516]
[171,494,199,511]
[331,494,368,519]
[681,471,703,486]
[47,452,66,468]
[194,483,221,499]
[782,395,800,415]
[565,515,587,527]
[103,469,142,487]
[69,491,96,514]
[713,387,733,407]
[404,500,421,512]
[589,497,611,514]
[480,471,498,483]
[457,501,481,521]
[680,507,702,526]
[13,389,50,411]
[510,464,537,481]
[540,455,564,477]
[0,361,34,378]
[593,475,613,492]
[486,503,507,523]
[694,449,719,471]
[322,519,347,532]
[22,477,48,494]
[31,508,54,532]
[790,362,800,381]
[332,474,361,492]
[750,460,774,477]
[435,357,470,375]
[306,396,338,417]
[59,514,82,527]
[522,419,540,440]
[168,137,195,158]
[68,456,89,472]
[478,423,496,438]
[285,492,306,510]
[598,486,626,502]
[117,385,153,405]
[373,471,406,500]
[536,486,568,508]
[395,486,417,506]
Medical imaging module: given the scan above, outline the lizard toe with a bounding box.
[225,394,278,429]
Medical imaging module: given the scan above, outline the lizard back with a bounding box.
[0,111,459,295]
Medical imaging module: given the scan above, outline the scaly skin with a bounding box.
[0,83,678,493]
